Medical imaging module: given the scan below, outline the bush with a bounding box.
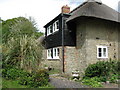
[2,68,29,80]
[19,69,49,88]
[33,69,49,87]
[85,60,119,78]
[108,74,118,83]
[99,76,107,82]
[82,77,103,87]
[84,60,119,84]
[18,75,33,86]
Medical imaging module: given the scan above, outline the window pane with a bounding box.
[103,48,106,53]
[50,26,52,33]
[53,23,55,31]
[103,48,106,57]
[57,48,59,56]
[98,48,101,52]
[99,53,102,57]
[51,49,53,58]
[54,49,56,56]
[48,50,49,56]
[47,28,49,35]
[56,21,59,29]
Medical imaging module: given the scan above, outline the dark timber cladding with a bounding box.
[43,13,76,49]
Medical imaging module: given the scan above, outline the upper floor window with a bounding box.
[46,20,59,36]
[47,25,52,36]
[47,48,59,59]
[97,46,108,58]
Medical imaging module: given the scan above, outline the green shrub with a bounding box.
[84,60,119,84]
[19,69,49,88]
[85,60,119,78]
[99,76,107,82]
[2,68,29,80]
[18,75,33,86]
[108,74,118,83]
[85,61,107,77]
[33,69,49,87]
[82,77,103,87]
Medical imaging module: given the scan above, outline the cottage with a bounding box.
[42,0,120,76]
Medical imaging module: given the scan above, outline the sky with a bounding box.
[0,0,120,32]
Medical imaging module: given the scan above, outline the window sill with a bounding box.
[46,31,59,36]
[97,57,108,59]
[47,58,59,60]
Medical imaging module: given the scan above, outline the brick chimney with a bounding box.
[61,5,70,14]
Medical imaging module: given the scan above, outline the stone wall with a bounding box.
[85,19,119,66]
[64,22,87,76]
[64,18,119,77]
[42,18,119,77]
[41,47,63,72]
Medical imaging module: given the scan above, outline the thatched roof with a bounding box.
[67,1,120,23]
[37,35,45,43]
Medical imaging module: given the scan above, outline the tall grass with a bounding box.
[2,17,43,72]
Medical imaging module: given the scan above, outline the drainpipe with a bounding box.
[61,13,65,72]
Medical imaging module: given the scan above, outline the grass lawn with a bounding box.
[48,69,60,75]
[2,78,54,88]
[2,78,28,88]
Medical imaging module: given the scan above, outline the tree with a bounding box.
[2,17,43,43]
[2,17,43,72]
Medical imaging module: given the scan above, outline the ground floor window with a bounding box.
[47,48,59,59]
[97,46,108,58]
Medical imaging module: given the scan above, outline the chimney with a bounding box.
[61,5,70,14]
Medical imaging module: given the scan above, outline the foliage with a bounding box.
[83,60,119,85]
[18,75,33,86]
[2,17,43,70]
[2,16,49,88]
[2,67,49,88]
[2,35,43,71]
[99,76,107,82]
[19,69,49,88]
[108,74,119,83]
[2,17,43,43]
[85,60,119,78]
[82,77,103,87]
[2,68,29,80]
[2,77,54,88]
[85,61,107,77]
[2,78,28,88]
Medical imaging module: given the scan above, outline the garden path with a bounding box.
[49,74,88,88]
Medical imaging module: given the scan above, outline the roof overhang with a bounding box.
[67,2,120,23]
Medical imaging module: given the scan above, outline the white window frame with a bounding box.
[53,48,59,59]
[47,27,50,36]
[47,48,59,59]
[53,20,59,33]
[53,23,55,32]
[47,25,52,36]
[47,49,52,59]
[97,46,108,58]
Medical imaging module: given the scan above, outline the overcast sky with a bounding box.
[0,0,119,32]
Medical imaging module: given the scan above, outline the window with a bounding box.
[47,49,52,59]
[46,20,59,36]
[53,20,59,33]
[97,46,108,58]
[50,25,52,34]
[47,48,59,59]
[47,27,50,36]
[47,25,52,36]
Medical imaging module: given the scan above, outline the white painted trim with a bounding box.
[47,48,59,59]
[97,46,108,59]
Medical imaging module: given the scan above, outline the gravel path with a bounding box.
[49,74,119,88]
[49,75,88,88]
